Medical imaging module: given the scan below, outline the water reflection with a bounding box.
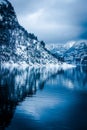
[0,65,87,130]
[0,66,61,129]
[47,66,87,90]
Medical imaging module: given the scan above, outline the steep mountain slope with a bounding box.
[0,0,59,65]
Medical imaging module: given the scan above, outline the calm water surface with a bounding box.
[0,66,87,130]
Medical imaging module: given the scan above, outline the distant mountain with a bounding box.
[46,41,75,57]
[64,40,87,65]
[47,40,87,65]
[46,41,75,61]
[0,0,60,66]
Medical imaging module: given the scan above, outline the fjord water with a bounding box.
[0,66,87,130]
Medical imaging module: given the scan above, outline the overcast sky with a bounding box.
[9,0,87,43]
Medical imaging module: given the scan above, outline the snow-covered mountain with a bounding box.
[46,40,87,65]
[46,41,75,57]
[0,0,60,66]
[64,40,87,65]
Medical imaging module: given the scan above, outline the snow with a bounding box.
[61,63,76,70]
[46,40,87,65]
[0,0,78,68]
[46,41,76,57]
[46,41,75,51]
[0,0,60,67]
[64,40,87,64]
[1,62,76,71]
[64,41,75,49]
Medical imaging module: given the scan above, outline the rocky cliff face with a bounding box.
[0,0,59,65]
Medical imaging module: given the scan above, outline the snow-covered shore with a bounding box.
[1,62,76,71]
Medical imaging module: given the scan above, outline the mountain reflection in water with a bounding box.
[0,66,87,130]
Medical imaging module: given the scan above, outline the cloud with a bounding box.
[9,0,87,43]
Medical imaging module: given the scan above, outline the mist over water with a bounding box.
[0,66,87,130]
